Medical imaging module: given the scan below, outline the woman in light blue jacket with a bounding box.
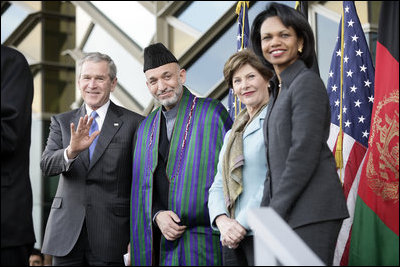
[208,49,273,266]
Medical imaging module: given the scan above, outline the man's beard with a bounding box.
[155,85,183,109]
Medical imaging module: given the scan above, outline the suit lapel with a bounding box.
[88,102,123,171]
[244,105,268,139]
[243,116,262,139]
[264,79,279,147]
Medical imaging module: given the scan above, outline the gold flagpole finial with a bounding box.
[295,1,300,10]
[236,1,249,15]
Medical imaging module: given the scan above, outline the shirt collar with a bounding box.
[280,59,306,89]
[85,100,110,120]
[162,101,179,121]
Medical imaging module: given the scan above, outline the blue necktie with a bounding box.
[89,111,99,160]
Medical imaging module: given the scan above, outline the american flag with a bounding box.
[326,1,375,265]
[227,1,249,120]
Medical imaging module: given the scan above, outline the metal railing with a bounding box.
[248,207,325,266]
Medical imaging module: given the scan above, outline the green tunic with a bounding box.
[130,88,232,265]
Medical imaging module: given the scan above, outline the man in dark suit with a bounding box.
[40,52,143,266]
[1,45,36,266]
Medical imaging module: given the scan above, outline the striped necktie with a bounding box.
[89,111,99,160]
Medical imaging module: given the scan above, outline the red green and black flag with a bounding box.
[348,1,399,265]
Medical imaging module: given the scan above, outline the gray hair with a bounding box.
[78,52,117,80]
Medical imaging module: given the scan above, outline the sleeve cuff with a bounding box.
[153,210,163,226]
[63,146,76,170]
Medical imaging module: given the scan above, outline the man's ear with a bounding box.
[110,77,118,92]
[179,68,186,84]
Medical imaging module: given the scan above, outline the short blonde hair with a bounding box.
[223,49,273,89]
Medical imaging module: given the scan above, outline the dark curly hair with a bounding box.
[250,2,315,69]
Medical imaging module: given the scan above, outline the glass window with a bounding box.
[316,13,339,86]
[185,26,236,96]
[90,1,155,48]
[176,1,236,33]
[30,117,43,248]
[1,4,30,43]
[221,93,229,107]
[185,1,295,97]
[83,24,152,107]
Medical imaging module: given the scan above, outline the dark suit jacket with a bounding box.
[40,101,143,262]
[1,45,36,248]
[262,60,349,228]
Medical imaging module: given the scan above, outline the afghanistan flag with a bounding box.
[348,1,399,265]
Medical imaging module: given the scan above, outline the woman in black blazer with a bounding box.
[250,3,349,265]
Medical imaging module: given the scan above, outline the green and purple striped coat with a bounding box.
[130,87,232,266]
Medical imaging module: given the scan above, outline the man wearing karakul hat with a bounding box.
[129,43,232,266]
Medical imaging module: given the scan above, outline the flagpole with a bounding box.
[232,1,249,118]
[335,8,345,183]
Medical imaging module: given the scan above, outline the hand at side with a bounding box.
[215,214,247,249]
[155,210,187,241]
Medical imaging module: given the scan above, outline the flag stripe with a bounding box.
[333,153,366,266]
[329,124,366,200]
[350,196,399,265]
[339,231,351,266]
[342,141,366,199]
[377,2,399,62]
[356,42,399,236]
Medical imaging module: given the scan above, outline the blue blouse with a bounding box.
[208,105,268,235]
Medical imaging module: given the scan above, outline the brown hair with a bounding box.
[223,49,273,89]
[78,52,117,80]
